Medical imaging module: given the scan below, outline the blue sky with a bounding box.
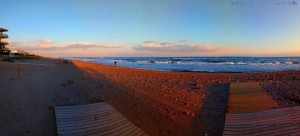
[1,0,300,57]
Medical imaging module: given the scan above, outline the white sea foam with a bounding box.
[66,57,300,73]
[286,62,293,65]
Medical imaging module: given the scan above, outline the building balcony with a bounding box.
[0,33,8,38]
[0,42,9,45]
[0,28,8,32]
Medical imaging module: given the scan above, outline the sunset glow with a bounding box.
[1,0,300,57]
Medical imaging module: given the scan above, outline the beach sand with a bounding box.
[0,59,299,136]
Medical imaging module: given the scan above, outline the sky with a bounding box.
[1,0,300,57]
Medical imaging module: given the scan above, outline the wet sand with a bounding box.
[0,59,299,136]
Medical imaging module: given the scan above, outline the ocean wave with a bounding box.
[134,60,300,65]
[172,70,244,73]
[290,61,299,64]
[67,57,300,73]
[274,61,281,65]
[137,60,155,64]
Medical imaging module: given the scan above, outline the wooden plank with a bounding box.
[81,122,132,136]
[55,104,112,111]
[56,109,117,118]
[56,113,122,126]
[55,102,148,136]
[230,122,295,133]
[56,112,121,124]
[228,82,278,114]
[127,127,143,136]
[58,119,129,134]
[55,106,114,115]
[56,110,116,119]
[56,110,119,120]
[56,104,113,110]
[112,123,136,136]
[55,102,110,110]
[252,126,300,136]
[57,106,114,112]
[57,115,126,131]
[133,129,145,136]
[225,114,290,121]
[107,123,139,136]
[225,120,294,129]
[224,124,299,135]
[60,121,132,136]
[223,130,249,135]
[56,106,114,113]
[223,106,300,136]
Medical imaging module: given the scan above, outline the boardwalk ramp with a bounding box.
[55,102,148,136]
[228,82,278,113]
[223,106,300,136]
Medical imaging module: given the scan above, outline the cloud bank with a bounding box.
[9,39,122,51]
[8,39,236,57]
[63,42,121,49]
[8,39,123,57]
[144,40,156,43]
[133,41,227,52]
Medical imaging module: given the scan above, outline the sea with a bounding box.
[66,57,300,73]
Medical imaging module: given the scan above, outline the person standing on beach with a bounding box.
[114,61,117,67]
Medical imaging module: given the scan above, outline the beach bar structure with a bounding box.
[0,28,10,55]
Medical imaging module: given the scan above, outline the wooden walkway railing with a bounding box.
[223,106,300,136]
[55,102,148,136]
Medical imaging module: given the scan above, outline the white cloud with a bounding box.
[36,39,54,44]
[7,39,123,57]
[159,42,172,45]
[178,40,188,42]
[144,40,156,43]
[133,41,228,52]
[8,39,122,51]
[62,42,122,49]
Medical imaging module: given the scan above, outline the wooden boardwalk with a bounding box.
[223,106,300,136]
[55,102,148,136]
[228,82,278,113]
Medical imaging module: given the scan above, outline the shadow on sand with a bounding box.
[72,61,231,136]
[189,83,230,136]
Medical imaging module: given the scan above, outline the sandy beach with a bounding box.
[0,58,299,136]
